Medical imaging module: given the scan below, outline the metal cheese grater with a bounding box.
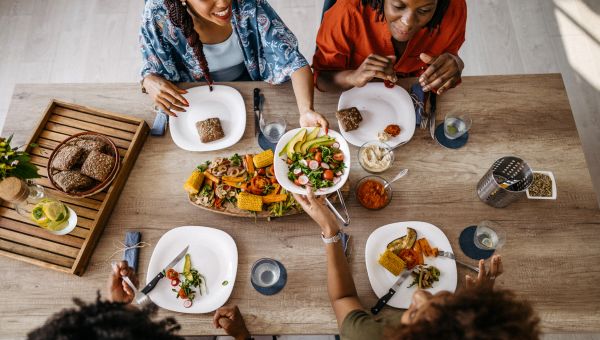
[477,156,533,208]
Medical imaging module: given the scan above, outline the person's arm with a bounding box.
[291,65,329,130]
[316,55,398,92]
[293,189,363,327]
[107,260,138,304]
[213,305,251,340]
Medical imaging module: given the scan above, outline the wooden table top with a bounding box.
[1,74,599,338]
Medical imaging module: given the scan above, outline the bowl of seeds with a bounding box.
[526,171,556,200]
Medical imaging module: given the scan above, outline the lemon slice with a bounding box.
[42,201,67,222]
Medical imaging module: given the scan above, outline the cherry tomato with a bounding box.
[286,158,293,165]
[165,268,178,280]
[333,153,344,161]
[170,278,180,286]
[314,152,323,163]
[384,80,395,88]
[257,168,266,175]
[309,147,319,153]
[294,178,303,186]
[323,169,334,181]
[178,288,188,299]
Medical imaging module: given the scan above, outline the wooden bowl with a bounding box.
[48,132,121,198]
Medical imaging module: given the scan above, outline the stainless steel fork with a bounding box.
[437,250,480,273]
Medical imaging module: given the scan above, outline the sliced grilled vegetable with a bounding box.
[387,227,417,252]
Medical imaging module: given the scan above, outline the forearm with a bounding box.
[325,240,358,302]
[290,65,315,114]
[316,70,356,92]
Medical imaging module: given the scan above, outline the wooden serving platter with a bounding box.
[0,100,148,275]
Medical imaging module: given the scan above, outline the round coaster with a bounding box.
[251,260,287,296]
[258,132,277,151]
[434,124,469,149]
[459,226,494,260]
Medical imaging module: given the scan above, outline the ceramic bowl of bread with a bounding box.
[48,132,120,198]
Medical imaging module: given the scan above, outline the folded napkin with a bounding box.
[150,110,168,136]
[410,82,426,126]
[123,231,141,272]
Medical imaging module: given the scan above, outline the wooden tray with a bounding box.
[0,100,149,275]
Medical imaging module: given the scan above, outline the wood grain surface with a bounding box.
[0,75,598,338]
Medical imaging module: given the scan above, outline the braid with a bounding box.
[165,0,214,89]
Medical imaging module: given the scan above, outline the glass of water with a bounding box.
[260,115,287,143]
[444,113,472,139]
[251,258,281,288]
[474,221,506,250]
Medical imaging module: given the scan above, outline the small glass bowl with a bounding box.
[358,141,394,173]
[355,175,392,210]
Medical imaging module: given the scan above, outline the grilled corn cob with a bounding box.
[237,192,263,212]
[378,249,406,276]
[184,170,205,194]
[253,149,274,168]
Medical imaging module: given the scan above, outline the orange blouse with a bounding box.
[312,0,467,85]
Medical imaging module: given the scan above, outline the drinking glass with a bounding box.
[251,258,281,288]
[444,113,472,139]
[474,220,506,250]
[260,115,287,143]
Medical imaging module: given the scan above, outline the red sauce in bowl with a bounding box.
[357,179,390,209]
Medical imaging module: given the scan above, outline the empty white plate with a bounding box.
[146,226,238,313]
[365,221,457,309]
[170,85,246,152]
[337,83,416,147]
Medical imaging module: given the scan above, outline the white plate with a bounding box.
[337,83,416,147]
[146,226,238,313]
[170,85,246,152]
[274,128,350,195]
[365,221,457,309]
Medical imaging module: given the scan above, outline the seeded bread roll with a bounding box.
[73,138,109,156]
[51,145,84,171]
[80,150,115,182]
[53,171,95,192]
[336,107,363,132]
[196,118,225,143]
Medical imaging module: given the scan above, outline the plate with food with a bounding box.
[365,221,457,309]
[273,127,350,195]
[184,150,303,218]
[337,82,415,147]
[146,226,237,313]
[170,85,246,152]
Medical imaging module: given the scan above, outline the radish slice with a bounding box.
[321,162,330,169]
[298,175,309,185]
[332,142,340,149]
[309,160,319,170]
[183,299,192,308]
[293,168,302,175]
[333,177,341,184]
[299,159,308,167]
[335,171,343,176]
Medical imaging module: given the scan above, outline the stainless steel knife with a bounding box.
[371,270,411,315]
[140,245,189,295]
[429,92,437,139]
[253,88,261,136]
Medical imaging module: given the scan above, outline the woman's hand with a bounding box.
[107,260,138,304]
[143,74,189,117]
[299,109,329,132]
[419,52,463,95]
[349,54,397,88]
[465,255,503,290]
[293,188,339,237]
[213,305,251,340]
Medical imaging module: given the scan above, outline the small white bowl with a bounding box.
[526,170,557,200]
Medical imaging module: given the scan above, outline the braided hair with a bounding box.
[361,0,450,30]
[165,0,214,89]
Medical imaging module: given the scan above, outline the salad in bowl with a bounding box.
[274,127,350,195]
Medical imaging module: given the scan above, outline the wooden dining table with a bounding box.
[0,74,599,338]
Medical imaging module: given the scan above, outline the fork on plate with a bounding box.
[437,250,480,273]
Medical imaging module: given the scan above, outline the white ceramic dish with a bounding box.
[170,85,246,152]
[365,221,457,309]
[146,226,238,313]
[526,170,557,200]
[274,128,350,195]
[337,83,416,147]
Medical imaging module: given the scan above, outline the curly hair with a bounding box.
[361,0,450,30]
[27,293,183,340]
[165,0,214,89]
[385,288,540,340]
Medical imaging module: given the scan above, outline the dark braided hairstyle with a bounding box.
[165,0,214,90]
[27,293,184,340]
[361,0,451,31]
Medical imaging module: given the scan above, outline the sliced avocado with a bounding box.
[306,127,320,142]
[300,136,336,154]
[279,128,306,157]
[183,254,192,280]
[387,227,417,254]
[293,133,307,153]
[285,129,307,159]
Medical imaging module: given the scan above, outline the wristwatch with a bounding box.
[321,231,342,244]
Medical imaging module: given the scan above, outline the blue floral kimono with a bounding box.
[140,0,308,84]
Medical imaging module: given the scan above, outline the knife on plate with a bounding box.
[429,92,437,139]
[253,88,261,136]
[140,245,189,295]
[371,270,411,315]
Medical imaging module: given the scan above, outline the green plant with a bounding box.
[0,135,40,181]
